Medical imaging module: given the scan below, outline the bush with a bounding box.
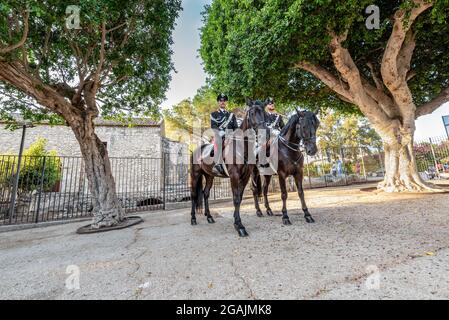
[0,138,61,193]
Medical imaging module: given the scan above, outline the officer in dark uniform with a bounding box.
[265,97,284,134]
[210,93,238,176]
[210,93,238,132]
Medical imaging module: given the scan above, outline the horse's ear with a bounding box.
[246,98,253,107]
[295,108,304,118]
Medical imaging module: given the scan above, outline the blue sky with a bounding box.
[162,0,449,140]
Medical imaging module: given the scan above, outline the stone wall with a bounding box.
[0,120,164,158]
[0,119,177,206]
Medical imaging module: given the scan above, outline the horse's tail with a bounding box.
[251,167,263,199]
[190,154,204,212]
[195,175,204,211]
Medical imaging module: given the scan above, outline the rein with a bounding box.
[279,135,302,152]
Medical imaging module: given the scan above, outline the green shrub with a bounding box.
[0,138,61,193]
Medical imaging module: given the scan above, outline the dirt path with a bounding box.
[1,183,449,299]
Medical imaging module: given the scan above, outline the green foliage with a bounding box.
[200,0,449,114]
[317,111,382,159]
[0,138,61,193]
[163,85,242,141]
[0,0,182,123]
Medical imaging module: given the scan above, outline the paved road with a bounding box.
[1,183,449,299]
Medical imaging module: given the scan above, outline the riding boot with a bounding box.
[212,164,227,177]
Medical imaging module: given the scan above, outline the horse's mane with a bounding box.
[280,113,299,136]
[280,111,319,136]
[240,100,266,129]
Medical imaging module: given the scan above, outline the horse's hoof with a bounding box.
[256,211,263,217]
[191,219,197,226]
[266,209,274,216]
[237,228,249,237]
[234,224,249,237]
[207,216,215,224]
[282,218,292,225]
[305,216,315,223]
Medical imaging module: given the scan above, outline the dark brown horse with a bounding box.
[190,100,269,237]
[252,110,320,225]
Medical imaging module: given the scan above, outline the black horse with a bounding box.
[190,100,268,237]
[252,110,320,225]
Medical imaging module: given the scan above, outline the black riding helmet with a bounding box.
[265,97,275,105]
[217,93,229,102]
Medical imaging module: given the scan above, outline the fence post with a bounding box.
[35,156,47,223]
[321,151,328,187]
[340,147,348,185]
[9,125,27,223]
[359,146,367,181]
[162,153,166,210]
[429,137,440,178]
[378,147,384,175]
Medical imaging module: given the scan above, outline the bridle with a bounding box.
[279,135,302,152]
[278,113,317,155]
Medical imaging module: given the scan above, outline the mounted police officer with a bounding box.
[211,93,238,132]
[210,93,238,176]
[265,97,284,135]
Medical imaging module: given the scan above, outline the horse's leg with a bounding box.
[203,174,215,223]
[251,169,263,217]
[231,172,249,237]
[263,175,273,216]
[190,166,203,226]
[294,171,315,223]
[279,174,291,225]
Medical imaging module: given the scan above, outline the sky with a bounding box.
[160,0,211,111]
[162,0,449,141]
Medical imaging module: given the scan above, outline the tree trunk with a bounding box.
[71,116,124,228]
[377,128,432,192]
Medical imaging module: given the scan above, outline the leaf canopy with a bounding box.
[0,0,182,122]
[200,0,449,113]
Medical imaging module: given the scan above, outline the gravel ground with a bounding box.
[1,182,449,300]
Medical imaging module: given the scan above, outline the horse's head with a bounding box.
[295,109,320,156]
[243,99,268,132]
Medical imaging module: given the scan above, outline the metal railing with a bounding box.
[3,137,446,227]
[268,146,385,192]
[0,153,232,226]
[414,136,449,179]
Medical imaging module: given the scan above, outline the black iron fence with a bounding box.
[268,146,385,192]
[414,136,449,179]
[0,153,232,226]
[2,137,446,226]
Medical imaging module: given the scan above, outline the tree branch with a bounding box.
[295,61,355,104]
[381,1,432,99]
[94,21,107,90]
[0,10,29,54]
[328,31,392,125]
[0,60,77,119]
[366,62,383,90]
[415,87,449,118]
[397,30,416,80]
[379,0,433,128]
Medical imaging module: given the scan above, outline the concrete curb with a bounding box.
[0,197,245,233]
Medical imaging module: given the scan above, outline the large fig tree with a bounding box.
[200,0,449,192]
[0,0,181,227]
